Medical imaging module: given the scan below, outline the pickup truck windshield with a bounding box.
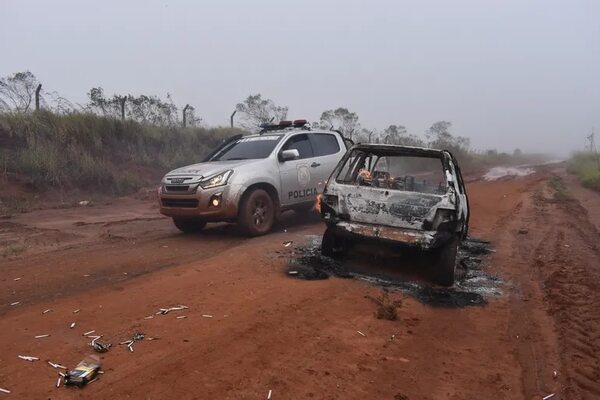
[211,135,283,161]
[336,150,447,195]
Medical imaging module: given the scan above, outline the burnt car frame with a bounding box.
[319,143,469,286]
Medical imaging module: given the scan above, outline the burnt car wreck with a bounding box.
[319,144,470,286]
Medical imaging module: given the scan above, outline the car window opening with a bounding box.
[336,150,448,195]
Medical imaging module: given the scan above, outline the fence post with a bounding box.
[119,96,126,120]
[230,110,236,128]
[35,84,42,111]
[183,104,190,127]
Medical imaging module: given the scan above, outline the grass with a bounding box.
[0,111,245,195]
[1,242,26,258]
[548,175,572,201]
[567,151,600,192]
[366,291,402,321]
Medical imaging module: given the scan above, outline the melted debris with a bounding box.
[286,235,502,308]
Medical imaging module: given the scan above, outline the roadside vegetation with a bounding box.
[0,70,548,203]
[0,111,242,194]
[567,151,600,192]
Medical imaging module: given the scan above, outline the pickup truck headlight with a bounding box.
[199,170,233,189]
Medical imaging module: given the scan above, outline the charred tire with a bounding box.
[321,227,340,257]
[432,236,459,287]
[173,218,206,233]
[239,189,275,236]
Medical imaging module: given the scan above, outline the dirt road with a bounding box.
[0,168,598,399]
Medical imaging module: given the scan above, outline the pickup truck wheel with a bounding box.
[321,227,339,257]
[432,236,459,287]
[239,189,274,236]
[172,218,206,233]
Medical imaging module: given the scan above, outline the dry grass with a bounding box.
[366,291,402,321]
[0,111,245,195]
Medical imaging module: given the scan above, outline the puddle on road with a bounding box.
[286,235,502,308]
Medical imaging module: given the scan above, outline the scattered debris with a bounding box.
[83,330,96,336]
[357,331,366,337]
[553,370,558,379]
[0,388,10,394]
[78,200,90,206]
[35,334,50,339]
[42,309,52,314]
[542,394,555,400]
[120,332,145,352]
[176,316,187,319]
[64,355,101,387]
[18,355,39,362]
[518,228,528,234]
[267,389,272,399]
[83,274,90,277]
[288,270,298,275]
[10,302,20,306]
[48,361,67,370]
[56,376,62,388]
[156,305,188,315]
[201,314,213,318]
[144,316,154,320]
[13,277,21,281]
[70,322,76,329]
[283,241,293,247]
[73,309,80,314]
[92,340,111,353]
[398,357,410,363]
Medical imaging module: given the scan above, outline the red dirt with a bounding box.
[0,169,598,399]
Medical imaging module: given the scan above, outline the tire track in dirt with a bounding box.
[533,178,600,399]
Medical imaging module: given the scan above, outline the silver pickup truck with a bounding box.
[159,120,349,235]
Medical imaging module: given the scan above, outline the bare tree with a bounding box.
[0,71,40,112]
[235,94,288,130]
[319,107,360,139]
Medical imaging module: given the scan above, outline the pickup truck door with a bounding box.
[277,133,319,207]
[308,132,346,190]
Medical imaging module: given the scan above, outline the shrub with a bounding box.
[0,111,245,194]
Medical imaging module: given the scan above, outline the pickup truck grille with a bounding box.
[165,185,190,192]
[161,199,199,208]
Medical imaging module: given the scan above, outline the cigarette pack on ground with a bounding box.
[64,355,101,387]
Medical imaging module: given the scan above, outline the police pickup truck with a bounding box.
[159,120,349,235]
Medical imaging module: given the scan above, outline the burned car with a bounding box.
[319,144,469,286]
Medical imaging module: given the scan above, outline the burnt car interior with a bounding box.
[336,149,448,195]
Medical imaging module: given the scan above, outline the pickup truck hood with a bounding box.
[165,159,262,179]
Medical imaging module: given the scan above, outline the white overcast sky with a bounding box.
[1,0,599,155]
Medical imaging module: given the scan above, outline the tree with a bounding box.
[382,125,407,144]
[426,121,470,152]
[235,94,288,130]
[86,87,123,118]
[0,71,41,112]
[319,107,360,139]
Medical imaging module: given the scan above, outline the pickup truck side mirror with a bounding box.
[280,149,300,162]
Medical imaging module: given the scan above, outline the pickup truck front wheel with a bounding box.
[173,218,206,233]
[239,189,275,236]
[432,236,459,287]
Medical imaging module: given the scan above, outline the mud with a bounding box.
[287,235,502,308]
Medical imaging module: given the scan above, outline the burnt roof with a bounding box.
[350,143,448,158]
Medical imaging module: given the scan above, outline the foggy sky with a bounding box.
[1,0,599,155]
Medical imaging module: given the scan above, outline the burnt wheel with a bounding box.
[431,236,459,286]
[239,189,275,236]
[173,218,206,233]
